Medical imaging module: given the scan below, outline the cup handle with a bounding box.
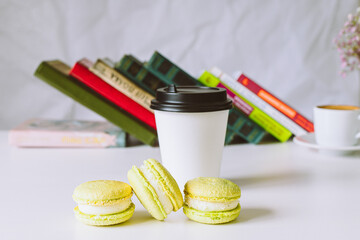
[357,132,360,139]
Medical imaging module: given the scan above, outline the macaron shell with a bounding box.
[73,180,132,205]
[144,158,183,211]
[183,203,241,224]
[184,177,241,202]
[127,166,167,220]
[74,203,135,226]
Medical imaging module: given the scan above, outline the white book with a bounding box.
[210,67,307,137]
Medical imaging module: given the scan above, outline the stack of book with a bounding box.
[34,51,313,146]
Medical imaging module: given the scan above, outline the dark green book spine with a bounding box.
[34,60,158,146]
[146,51,202,86]
[114,55,166,96]
[226,108,267,144]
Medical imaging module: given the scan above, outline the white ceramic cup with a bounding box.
[314,105,360,147]
[151,85,232,188]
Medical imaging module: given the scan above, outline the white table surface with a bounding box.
[1,131,360,240]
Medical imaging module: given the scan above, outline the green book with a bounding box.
[145,51,203,86]
[225,107,268,144]
[34,60,158,146]
[114,55,166,95]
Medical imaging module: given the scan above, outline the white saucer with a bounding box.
[293,133,360,153]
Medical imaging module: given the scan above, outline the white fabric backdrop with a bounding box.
[0,0,358,130]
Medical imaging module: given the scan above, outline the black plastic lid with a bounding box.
[150,85,232,112]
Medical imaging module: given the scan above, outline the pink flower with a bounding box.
[335,8,360,76]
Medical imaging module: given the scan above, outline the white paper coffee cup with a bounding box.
[151,85,232,188]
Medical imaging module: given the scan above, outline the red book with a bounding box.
[70,59,156,130]
[238,74,314,133]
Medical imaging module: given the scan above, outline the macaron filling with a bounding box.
[140,164,173,215]
[185,196,239,212]
[78,198,132,215]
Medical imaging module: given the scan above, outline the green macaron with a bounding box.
[127,158,183,220]
[183,177,241,224]
[73,180,135,226]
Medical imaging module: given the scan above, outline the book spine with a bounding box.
[201,70,292,142]
[199,72,267,144]
[226,108,267,144]
[70,60,156,130]
[90,60,154,112]
[224,129,236,145]
[146,51,201,86]
[210,68,307,137]
[34,61,157,146]
[237,74,314,132]
[9,131,126,148]
[114,55,166,96]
